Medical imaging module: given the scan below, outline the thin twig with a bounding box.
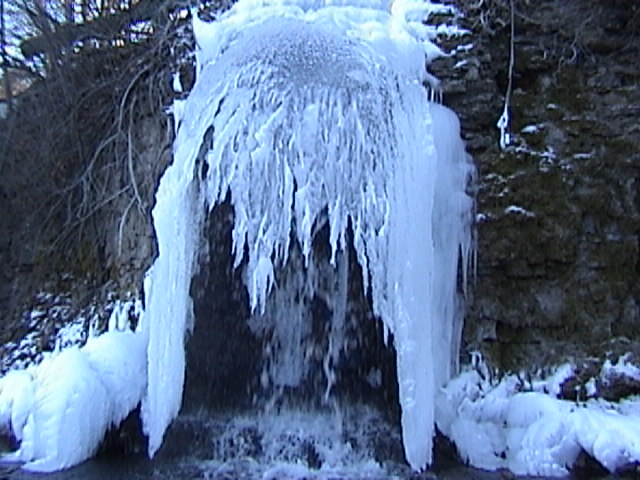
[127,93,144,214]
[117,195,136,257]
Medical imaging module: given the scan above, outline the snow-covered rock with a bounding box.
[0,330,146,472]
[438,363,640,476]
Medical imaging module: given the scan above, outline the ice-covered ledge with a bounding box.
[437,357,640,476]
[0,302,146,472]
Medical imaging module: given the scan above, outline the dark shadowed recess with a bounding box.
[183,195,401,420]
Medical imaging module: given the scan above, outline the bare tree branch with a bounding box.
[20,0,180,58]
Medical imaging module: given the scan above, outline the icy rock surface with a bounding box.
[0,329,146,472]
[143,0,474,471]
[437,363,640,476]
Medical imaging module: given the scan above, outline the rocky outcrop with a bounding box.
[434,0,640,371]
[0,45,173,344]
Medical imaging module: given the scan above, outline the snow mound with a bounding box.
[0,369,34,443]
[82,331,147,426]
[0,330,146,472]
[437,363,640,476]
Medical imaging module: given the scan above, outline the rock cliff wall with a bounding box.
[437,0,640,372]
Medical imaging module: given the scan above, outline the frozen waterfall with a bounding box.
[143,0,474,471]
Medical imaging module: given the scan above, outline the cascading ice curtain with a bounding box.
[142,0,474,470]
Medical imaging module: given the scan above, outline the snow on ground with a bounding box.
[504,205,536,218]
[0,300,146,472]
[601,353,640,383]
[1,294,142,373]
[437,360,640,476]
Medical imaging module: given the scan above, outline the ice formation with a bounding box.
[0,328,146,471]
[142,0,474,470]
[437,363,640,476]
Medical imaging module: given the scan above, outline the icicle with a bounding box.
[323,247,349,403]
[497,105,511,150]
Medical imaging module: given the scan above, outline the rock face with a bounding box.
[0,46,173,343]
[433,0,640,371]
